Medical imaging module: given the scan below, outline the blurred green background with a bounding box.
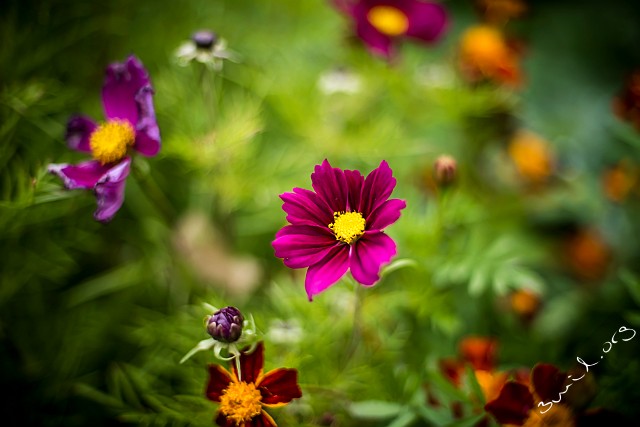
[2,0,640,425]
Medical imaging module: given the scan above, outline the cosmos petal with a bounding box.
[93,157,131,222]
[48,159,113,190]
[65,115,96,153]
[366,198,406,230]
[349,231,396,286]
[311,159,348,214]
[102,55,150,124]
[360,160,396,218]
[272,225,338,269]
[133,85,161,157]
[405,1,448,43]
[305,245,350,301]
[344,169,364,212]
[280,188,333,227]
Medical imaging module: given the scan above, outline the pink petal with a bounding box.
[305,245,350,300]
[280,188,333,227]
[48,159,113,189]
[272,225,338,268]
[133,85,161,157]
[355,20,395,58]
[93,157,131,222]
[344,169,364,212]
[311,159,348,214]
[350,231,396,286]
[65,115,96,153]
[102,55,150,124]
[405,1,449,43]
[366,198,406,230]
[360,160,396,218]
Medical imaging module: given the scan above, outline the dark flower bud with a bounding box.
[433,155,457,186]
[192,30,217,50]
[207,306,244,343]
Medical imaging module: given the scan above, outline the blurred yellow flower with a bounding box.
[459,25,522,86]
[508,130,554,183]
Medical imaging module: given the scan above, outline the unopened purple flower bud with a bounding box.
[207,306,244,343]
[192,30,217,50]
[434,155,457,186]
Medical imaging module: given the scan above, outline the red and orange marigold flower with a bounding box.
[206,342,302,427]
[332,0,448,59]
[458,25,522,86]
[272,160,406,300]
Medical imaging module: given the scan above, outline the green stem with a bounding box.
[132,162,175,222]
[342,275,364,369]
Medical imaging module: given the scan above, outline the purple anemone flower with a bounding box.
[48,55,160,222]
[273,160,406,300]
[332,0,449,59]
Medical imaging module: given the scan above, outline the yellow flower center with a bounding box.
[219,381,263,425]
[523,403,575,427]
[329,211,366,244]
[89,120,135,165]
[367,6,409,36]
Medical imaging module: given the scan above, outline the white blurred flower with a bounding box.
[267,319,303,344]
[417,64,455,88]
[175,30,239,71]
[317,67,362,95]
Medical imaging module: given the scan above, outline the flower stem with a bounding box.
[342,276,364,368]
[132,161,175,222]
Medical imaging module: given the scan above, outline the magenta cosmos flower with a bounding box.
[332,0,448,59]
[48,55,160,222]
[273,160,406,300]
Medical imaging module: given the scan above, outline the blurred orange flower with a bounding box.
[508,130,554,183]
[510,289,541,320]
[602,160,638,202]
[564,229,611,281]
[458,25,522,86]
[475,0,527,25]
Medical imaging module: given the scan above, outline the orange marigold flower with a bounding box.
[508,130,554,183]
[563,229,611,282]
[510,289,541,320]
[206,342,302,426]
[475,0,527,25]
[458,25,522,86]
[602,160,638,202]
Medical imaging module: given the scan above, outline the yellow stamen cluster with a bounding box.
[329,211,366,245]
[367,6,410,37]
[89,120,135,165]
[219,381,263,424]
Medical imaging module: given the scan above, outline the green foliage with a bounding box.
[3,0,640,426]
